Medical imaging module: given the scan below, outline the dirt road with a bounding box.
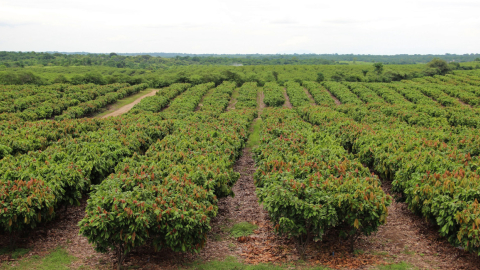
[101,89,158,118]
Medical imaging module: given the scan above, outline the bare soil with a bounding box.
[358,180,480,270]
[282,88,293,108]
[303,87,316,105]
[226,88,239,111]
[0,197,113,269]
[101,89,158,118]
[258,89,266,111]
[326,89,342,105]
[456,98,472,108]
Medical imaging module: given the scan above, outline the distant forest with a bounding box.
[116,52,480,64]
[1,51,480,70]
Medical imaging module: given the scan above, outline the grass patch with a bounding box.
[376,262,417,270]
[247,119,262,148]
[353,249,364,256]
[212,234,223,242]
[184,256,331,270]
[370,251,389,256]
[402,246,415,255]
[0,248,29,259]
[1,247,76,270]
[93,88,155,118]
[226,222,258,238]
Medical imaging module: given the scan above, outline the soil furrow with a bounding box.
[282,88,293,108]
[325,88,342,105]
[226,88,239,111]
[303,87,316,105]
[356,178,480,269]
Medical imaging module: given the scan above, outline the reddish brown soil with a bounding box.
[282,88,293,108]
[357,180,480,270]
[303,88,317,105]
[326,89,342,105]
[258,89,266,111]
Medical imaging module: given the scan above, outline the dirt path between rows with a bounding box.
[303,87,316,105]
[258,89,266,111]
[325,88,342,105]
[0,197,114,269]
[195,88,215,111]
[357,180,480,270]
[456,98,472,108]
[226,88,239,111]
[101,89,158,118]
[282,88,293,108]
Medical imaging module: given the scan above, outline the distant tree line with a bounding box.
[119,52,480,64]
[0,51,334,69]
[0,57,477,87]
[2,52,480,70]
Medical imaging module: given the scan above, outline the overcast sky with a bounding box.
[1,0,479,54]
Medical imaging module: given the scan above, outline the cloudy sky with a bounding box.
[1,0,479,54]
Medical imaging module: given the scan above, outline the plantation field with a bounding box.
[1,66,480,269]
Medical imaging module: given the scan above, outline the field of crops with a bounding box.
[1,68,480,269]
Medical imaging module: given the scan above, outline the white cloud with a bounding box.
[0,0,478,54]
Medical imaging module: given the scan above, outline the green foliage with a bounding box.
[236,82,258,109]
[0,115,172,232]
[253,109,391,258]
[299,100,480,255]
[373,63,384,75]
[0,71,46,85]
[79,89,256,268]
[263,82,285,107]
[55,83,149,120]
[0,83,149,121]
[427,58,451,75]
[160,82,215,119]
[199,81,236,116]
[284,81,310,107]
[343,82,384,103]
[302,81,335,106]
[316,72,325,82]
[322,82,363,105]
[131,83,190,113]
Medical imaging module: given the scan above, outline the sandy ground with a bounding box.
[101,89,158,118]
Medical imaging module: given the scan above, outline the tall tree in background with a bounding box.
[427,58,451,75]
[373,63,384,75]
[316,72,325,82]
